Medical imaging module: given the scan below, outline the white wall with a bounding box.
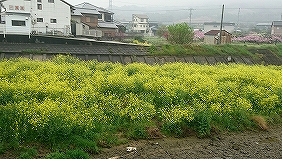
[4,13,31,35]
[132,15,149,33]
[2,0,71,35]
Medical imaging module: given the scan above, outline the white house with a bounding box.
[131,14,149,34]
[0,0,72,36]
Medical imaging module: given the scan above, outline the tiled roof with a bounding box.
[272,21,282,26]
[75,2,113,14]
[72,7,100,15]
[204,30,231,35]
[204,22,235,26]
[133,14,149,19]
[256,23,272,26]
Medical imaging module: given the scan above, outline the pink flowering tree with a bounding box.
[232,33,282,44]
[194,30,205,41]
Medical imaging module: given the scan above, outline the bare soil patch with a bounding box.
[93,126,282,159]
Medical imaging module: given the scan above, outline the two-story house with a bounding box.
[203,22,235,33]
[131,14,149,34]
[71,2,117,39]
[271,21,282,36]
[0,0,72,36]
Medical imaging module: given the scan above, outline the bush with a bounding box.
[45,149,90,159]
[167,22,194,45]
[65,149,90,159]
[17,148,37,159]
[45,151,66,159]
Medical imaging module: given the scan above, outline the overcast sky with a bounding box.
[66,0,282,8]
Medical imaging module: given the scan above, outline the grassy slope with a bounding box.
[146,41,282,57]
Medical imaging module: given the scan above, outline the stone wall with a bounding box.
[1,43,281,65]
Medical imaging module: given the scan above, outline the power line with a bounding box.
[111,7,282,12]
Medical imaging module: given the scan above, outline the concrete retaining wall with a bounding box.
[0,52,269,65]
[1,43,281,65]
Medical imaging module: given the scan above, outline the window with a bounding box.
[98,14,102,19]
[37,18,43,22]
[0,15,5,24]
[48,0,54,3]
[12,20,26,26]
[37,4,42,10]
[37,0,41,2]
[50,19,57,23]
[15,6,19,10]
[9,5,13,10]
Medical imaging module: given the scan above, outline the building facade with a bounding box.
[271,21,282,36]
[204,30,232,45]
[0,0,72,36]
[131,14,149,33]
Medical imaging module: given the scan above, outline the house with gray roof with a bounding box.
[71,2,117,39]
[271,21,282,36]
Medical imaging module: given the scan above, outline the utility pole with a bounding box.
[218,4,225,45]
[237,8,240,33]
[188,8,194,26]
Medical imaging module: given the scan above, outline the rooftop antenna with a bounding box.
[109,0,112,11]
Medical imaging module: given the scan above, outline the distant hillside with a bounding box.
[112,4,282,25]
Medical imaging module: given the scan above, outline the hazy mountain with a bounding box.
[111,3,282,25]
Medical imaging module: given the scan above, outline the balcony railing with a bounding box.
[82,29,102,38]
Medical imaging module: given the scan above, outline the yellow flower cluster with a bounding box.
[1,56,282,141]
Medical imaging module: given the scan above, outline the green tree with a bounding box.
[167,22,194,45]
[156,25,168,38]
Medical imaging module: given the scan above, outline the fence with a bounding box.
[31,26,71,36]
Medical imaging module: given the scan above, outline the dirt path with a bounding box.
[93,126,282,159]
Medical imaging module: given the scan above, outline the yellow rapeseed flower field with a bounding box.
[1,55,282,144]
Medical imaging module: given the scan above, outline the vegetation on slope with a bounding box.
[148,43,282,56]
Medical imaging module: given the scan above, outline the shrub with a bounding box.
[167,22,194,45]
[17,148,37,159]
